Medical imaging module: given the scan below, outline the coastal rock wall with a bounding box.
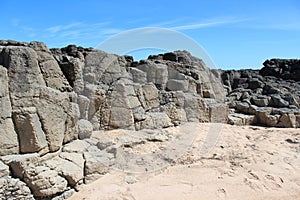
[0,41,227,157]
[0,40,226,199]
[221,62,300,128]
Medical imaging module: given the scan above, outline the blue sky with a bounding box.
[1,0,300,69]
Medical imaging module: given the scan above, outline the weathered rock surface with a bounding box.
[5,40,299,199]
[0,177,34,199]
[260,59,300,81]
[0,65,19,155]
[221,62,300,127]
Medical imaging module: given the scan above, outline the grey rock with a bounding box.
[2,153,40,179]
[248,78,265,89]
[269,95,290,108]
[221,65,300,128]
[263,84,281,95]
[0,118,19,156]
[12,107,47,153]
[0,177,34,200]
[52,188,75,200]
[136,112,173,130]
[64,102,80,143]
[77,95,90,120]
[282,93,299,108]
[277,113,296,128]
[209,103,228,123]
[24,165,68,198]
[136,62,168,89]
[0,66,19,155]
[254,107,281,127]
[228,113,256,126]
[251,96,270,107]
[129,67,147,84]
[235,101,250,114]
[0,161,9,178]
[184,94,209,122]
[166,79,189,91]
[142,83,160,111]
[97,137,114,150]
[62,139,91,153]
[296,115,300,128]
[260,59,300,81]
[58,55,85,93]
[44,152,84,187]
[161,103,187,126]
[35,87,70,152]
[78,119,93,139]
[38,59,71,92]
[83,152,111,183]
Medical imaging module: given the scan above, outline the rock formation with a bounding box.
[221,60,300,128]
[0,40,227,199]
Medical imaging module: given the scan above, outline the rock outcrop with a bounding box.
[0,40,227,199]
[221,62,300,128]
[260,59,300,81]
[1,39,298,199]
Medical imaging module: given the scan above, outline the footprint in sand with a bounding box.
[217,188,227,198]
[265,174,283,189]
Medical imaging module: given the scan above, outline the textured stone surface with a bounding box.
[12,107,47,153]
[64,102,80,143]
[44,152,84,186]
[35,87,70,152]
[260,59,300,81]
[0,66,19,155]
[221,66,300,127]
[83,152,111,184]
[24,165,68,198]
[0,177,34,200]
[0,160,9,178]
[62,139,91,153]
[78,119,93,139]
[0,40,230,198]
[0,118,19,156]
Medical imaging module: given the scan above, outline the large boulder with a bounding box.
[44,152,84,187]
[34,87,70,152]
[78,119,93,139]
[12,107,47,153]
[0,66,19,155]
[0,44,73,153]
[24,165,68,198]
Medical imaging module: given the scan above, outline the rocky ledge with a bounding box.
[221,59,300,128]
[0,40,227,199]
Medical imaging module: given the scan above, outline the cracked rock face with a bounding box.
[221,64,300,128]
[0,41,227,153]
[0,40,228,199]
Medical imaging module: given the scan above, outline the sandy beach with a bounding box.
[69,123,300,200]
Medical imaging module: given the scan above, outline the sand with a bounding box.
[69,123,300,200]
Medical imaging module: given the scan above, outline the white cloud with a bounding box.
[169,17,250,31]
[46,22,82,34]
[45,21,120,39]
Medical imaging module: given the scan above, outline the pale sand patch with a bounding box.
[69,123,300,200]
